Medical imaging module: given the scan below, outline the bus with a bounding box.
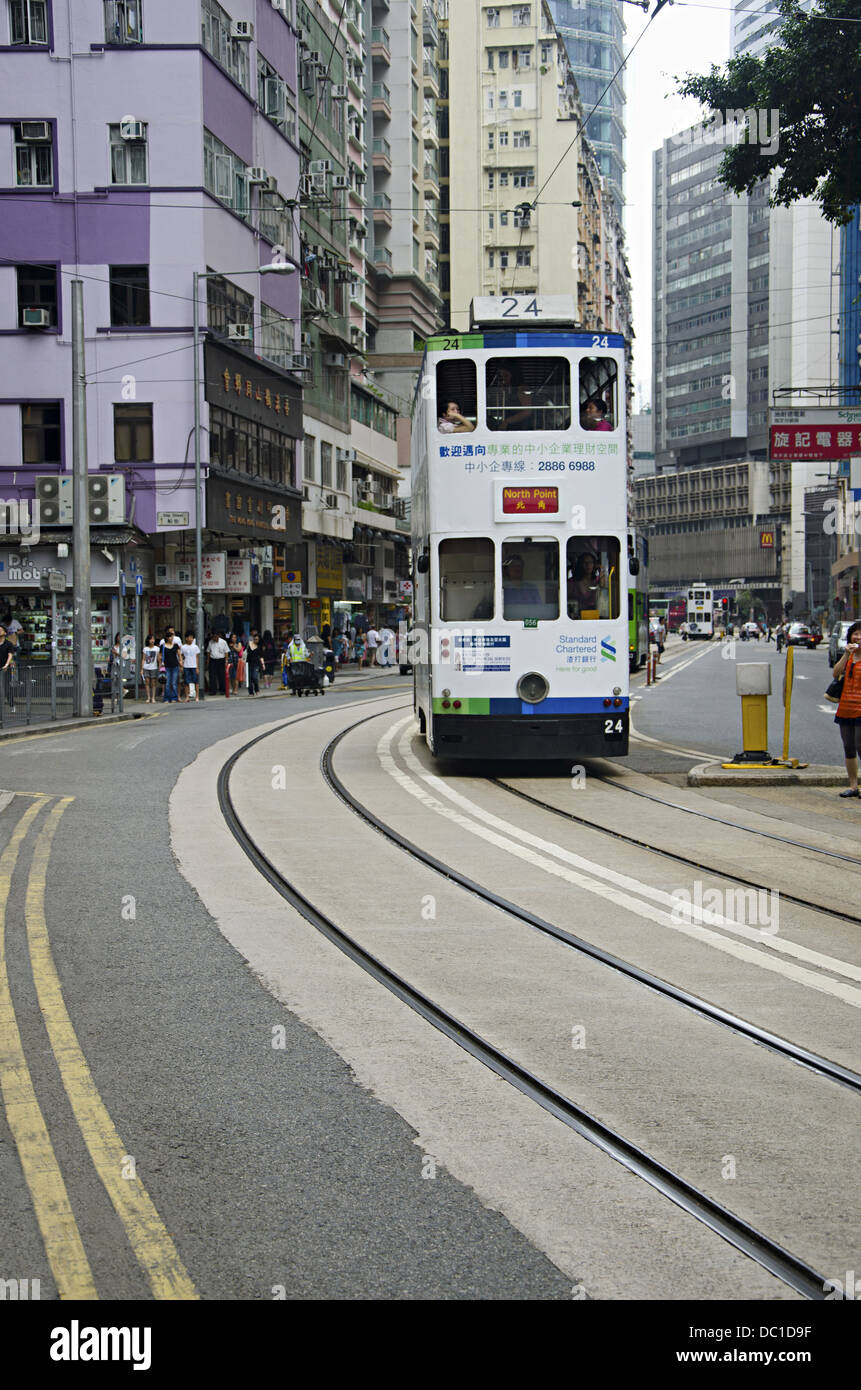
[411,294,630,761]
[686,584,714,639]
[628,530,649,671]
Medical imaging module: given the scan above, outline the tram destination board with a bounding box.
[470,295,577,327]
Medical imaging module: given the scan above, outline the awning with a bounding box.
[831,552,860,577]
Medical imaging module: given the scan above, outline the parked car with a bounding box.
[742,621,761,637]
[808,624,823,646]
[786,622,816,649]
[828,621,853,667]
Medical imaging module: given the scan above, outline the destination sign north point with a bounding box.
[502,486,560,514]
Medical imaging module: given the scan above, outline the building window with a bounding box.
[201,0,249,91]
[114,403,153,461]
[203,128,249,219]
[257,55,295,140]
[500,210,508,226]
[337,455,347,493]
[512,6,531,26]
[498,129,508,146]
[487,132,494,150]
[21,403,60,463]
[104,0,143,43]
[487,171,494,190]
[10,0,47,43]
[206,272,253,340]
[304,435,316,481]
[499,171,509,187]
[512,129,530,148]
[499,251,509,270]
[513,89,522,107]
[487,7,500,26]
[487,91,494,109]
[498,89,507,107]
[488,212,494,228]
[516,249,531,266]
[16,263,57,326]
[320,441,332,489]
[258,314,293,370]
[109,122,148,184]
[14,122,52,186]
[497,49,508,67]
[486,47,494,69]
[512,168,534,187]
[515,48,531,67]
[109,265,149,326]
[488,250,495,268]
[540,43,552,63]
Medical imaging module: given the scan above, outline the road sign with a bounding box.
[121,574,126,596]
[135,575,143,597]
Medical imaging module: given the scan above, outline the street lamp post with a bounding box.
[191,259,296,690]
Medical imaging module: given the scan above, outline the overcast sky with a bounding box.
[622,0,733,407]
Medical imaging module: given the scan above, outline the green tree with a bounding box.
[677,0,861,225]
[735,589,754,620]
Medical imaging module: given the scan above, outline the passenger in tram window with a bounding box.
[437,400,475,433]
[487,366,541,430]
[501,553,542,606]
[580,397,612,431]
[567,550,609,618]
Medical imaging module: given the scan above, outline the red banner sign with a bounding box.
[501,486,560,514]
[769,424,861,461]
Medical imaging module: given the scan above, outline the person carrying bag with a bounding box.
[831,620,861,798]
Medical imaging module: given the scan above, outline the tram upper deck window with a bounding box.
[439,538,494,621]
[486,358,570,431]
[566,537,621,619]
[502,540,559,620]
[436,360,478,434]
[579,357,619,432]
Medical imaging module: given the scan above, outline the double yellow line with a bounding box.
[0,796,197,1300]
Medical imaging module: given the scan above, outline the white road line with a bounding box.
[376,717,861,1008]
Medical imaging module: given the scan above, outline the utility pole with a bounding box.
[71,280,92,717]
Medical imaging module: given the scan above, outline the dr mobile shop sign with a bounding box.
[769,408,861,461]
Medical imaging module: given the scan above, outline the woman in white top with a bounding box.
[179,632,201,703]
[141,632,160,704]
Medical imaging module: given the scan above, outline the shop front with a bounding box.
[204,479,302,641]
[0,545,121,667]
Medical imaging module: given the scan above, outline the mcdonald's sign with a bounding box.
[760,530,775,548]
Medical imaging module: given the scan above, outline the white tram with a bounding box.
[410,295,631,761]
[686,585,714,640]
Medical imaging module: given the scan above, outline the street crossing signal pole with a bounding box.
[71,280,92,718]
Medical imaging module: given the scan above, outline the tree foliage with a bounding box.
[677,0,861,224]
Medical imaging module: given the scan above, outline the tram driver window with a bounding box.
[486,357,570,431]
[566,537,621,619]
[436,360,477,434]
[579,357,619,432]
[439,538,495,621]
[502,540,559,620]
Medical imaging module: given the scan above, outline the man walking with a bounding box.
[207,630,229,695]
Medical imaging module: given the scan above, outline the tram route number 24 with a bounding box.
[604,718,624,738]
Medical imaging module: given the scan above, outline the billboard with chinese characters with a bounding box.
[769,408,861,461]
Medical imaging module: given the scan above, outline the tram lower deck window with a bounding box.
[566,537,621,619]
[502,540,559,620]
[439,538,494,621]
[486,357,570,431]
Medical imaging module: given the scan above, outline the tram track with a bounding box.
[216,698,852,1300]
[491,776,861,927]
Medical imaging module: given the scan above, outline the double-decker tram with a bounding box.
[411,294,631,761]
[686,584,714,639]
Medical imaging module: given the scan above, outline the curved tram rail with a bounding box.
[217,698,854,1300]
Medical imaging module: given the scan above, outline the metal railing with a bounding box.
[0,664,75,729]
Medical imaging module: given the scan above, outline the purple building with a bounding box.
[0,0,303,661]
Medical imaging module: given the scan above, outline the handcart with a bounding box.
[286,659,325,697]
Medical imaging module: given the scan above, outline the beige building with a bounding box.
[439,0,630,341]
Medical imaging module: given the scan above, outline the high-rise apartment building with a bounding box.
[439,0,630,342]
[547,0,624,216]
[839,207,861,403]
[0,0,305,655]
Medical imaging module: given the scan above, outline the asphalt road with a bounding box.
[0,677,572,1300]
[631,636,844,767]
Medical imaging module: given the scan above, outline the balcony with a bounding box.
[422,53,440,96]
[422,97,438,145]
[372,82,392,117]
[423,158,440,197]
[372,136,392,172]
[373,192,393,227]
[423,5,439,47]
[371,26,390,62]
[424,208,440,245]
[346,2,363,43]
[373,245,394,276]
[424,252,439,287]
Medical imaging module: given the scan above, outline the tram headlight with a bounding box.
[613,687,621,696]
[517,672,549,704]
[442,688,451,698]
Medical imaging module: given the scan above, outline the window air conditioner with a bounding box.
[22,307,51,327]
[308,50,323,64]
[309,171,329,197]
[264,175,278,193]
[300,332,313,349]
[324,352,347,368]
[248,167,269,184]
[228,323,253,342]
[332,175,350,190]
[331,85,348,100]
[231,20,253,39]
[309,159,332,174]
[20,121,50,141]
[291,352,312,373]
[325,493,338,508]
[339,448,356,463]
[119,117,145,140]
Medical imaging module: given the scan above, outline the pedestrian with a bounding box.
[260,629,278,689]
[355,628,367,668]
[366,623,380,666]
[831,622,861,798]
[656,617,666,664]
[680,620,688,642]
[227,633,243,695]
[334,629,349,665]
[776,624,785,653]
[141,632,160,704]
[245,631,264,695]
[0,624,16,711]
[179,631,201,703]
[160,626,183,703]
[207,630,229,695]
